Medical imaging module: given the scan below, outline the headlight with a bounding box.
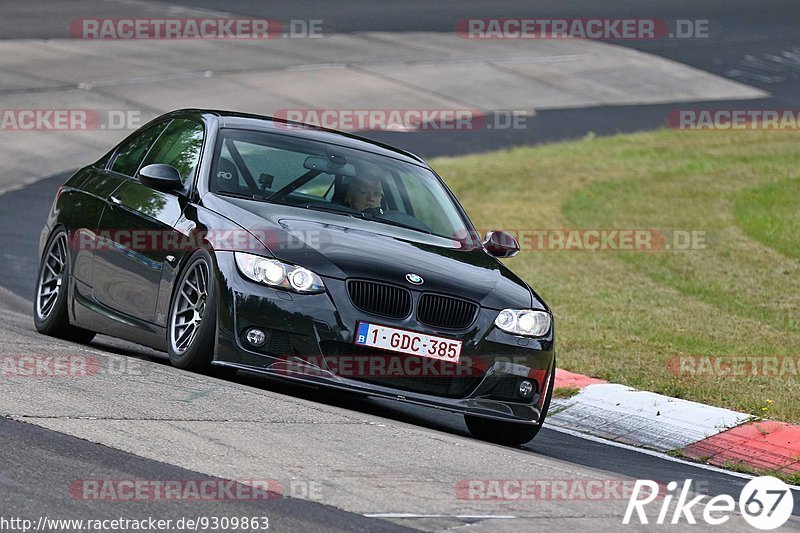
[234,252,325,293]
[494,309,551,337]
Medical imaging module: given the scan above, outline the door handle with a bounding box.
[108,195,122,206]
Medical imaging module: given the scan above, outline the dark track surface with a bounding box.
[2,1,797,155]
[0,417,411,532]
[174,0,800,155]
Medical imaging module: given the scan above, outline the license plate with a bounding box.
[354,322,462,363]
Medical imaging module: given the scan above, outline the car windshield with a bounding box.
[210,128,479,245]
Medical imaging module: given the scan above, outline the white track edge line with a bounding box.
[364,514,516,519]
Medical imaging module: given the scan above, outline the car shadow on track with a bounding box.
[87,334,480,442]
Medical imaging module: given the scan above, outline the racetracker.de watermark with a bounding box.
[455,18,710,40]
[68,228,709,254]
[69,479,323,501]
[68,18,323,39]
[456,479,664,501]
[274,109,531,131]
[0,355,143,378]
[667,355,800,377]
[273,355,549,381]
[0,109,143,131]
[667,109,800,130]
[474,229,708,252]
[68,228,331,253]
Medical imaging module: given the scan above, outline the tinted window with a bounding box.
[295,173,335,200]
[211,129,478,246]
[141,119,204,184]
[220,138,312,193]
[395,170,457,236]
[110,122,168,177]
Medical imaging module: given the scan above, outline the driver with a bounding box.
[344,173,384,213]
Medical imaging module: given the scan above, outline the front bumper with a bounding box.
[211,252,555,424]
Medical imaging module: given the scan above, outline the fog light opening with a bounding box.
[518,379,534,399]
[245,328,267,347]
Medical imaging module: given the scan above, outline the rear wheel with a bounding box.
[465,365,555,446]
[33,229,96,343]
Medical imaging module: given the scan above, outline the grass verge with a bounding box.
[551,386,581,399]
[431,129,800,422]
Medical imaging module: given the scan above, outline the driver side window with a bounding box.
[110,121,168,177]
[141,119,204,184]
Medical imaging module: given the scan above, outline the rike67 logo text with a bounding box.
[624,477,794,530]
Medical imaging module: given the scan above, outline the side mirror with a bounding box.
[483,230,520,258]
[138,164,182,191]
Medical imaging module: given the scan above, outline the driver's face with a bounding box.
[347,176,383,211]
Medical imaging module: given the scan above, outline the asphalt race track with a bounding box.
[2,1,799,157]
[0,417,409,532]
[160,0,800,155]
[1,1,799,531]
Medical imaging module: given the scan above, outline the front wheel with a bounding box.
[33,228,96,343]
[465,365,555,446]
[166,251,238,379]
[167,251,218,372]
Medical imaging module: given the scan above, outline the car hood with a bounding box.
[205,196,539,310]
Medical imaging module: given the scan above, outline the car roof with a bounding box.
[169,109,429,168]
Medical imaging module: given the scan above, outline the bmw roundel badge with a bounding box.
[405,273,424,285]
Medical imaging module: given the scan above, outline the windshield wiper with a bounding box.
[214,190,270,202]
[305,204,434,235]
[363,214,433,235]
[303,203,363,218]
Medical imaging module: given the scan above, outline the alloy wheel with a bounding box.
[36,233,67,321]
[170,260,210,354]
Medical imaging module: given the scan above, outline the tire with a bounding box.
[33,228,96,343]
[465,364,556,446]
[167,250,225,374]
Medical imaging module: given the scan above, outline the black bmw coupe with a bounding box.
[34,109,555,445]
